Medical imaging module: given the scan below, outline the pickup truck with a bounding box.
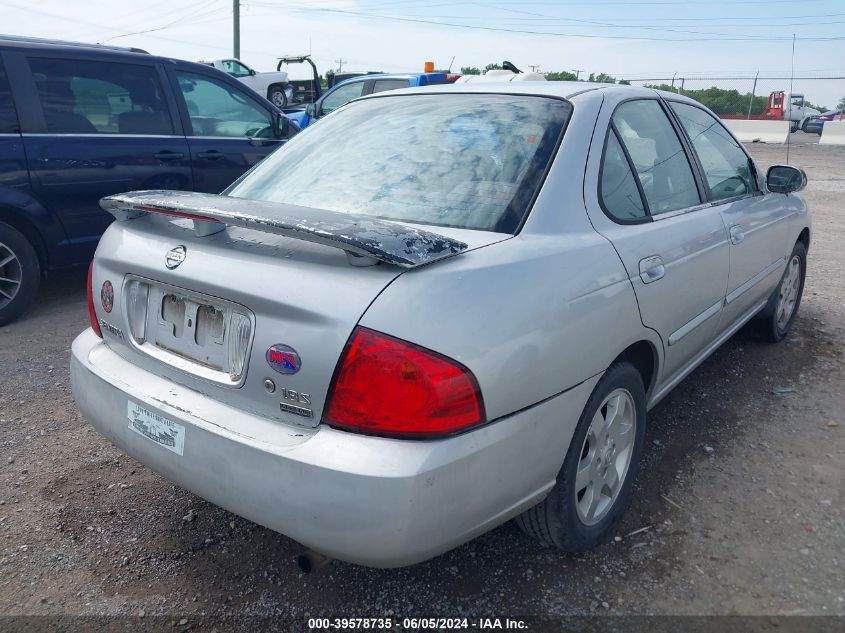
[201,58,293,107]
[286,72,456,129]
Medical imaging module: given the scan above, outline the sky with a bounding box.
[2,0,844,108]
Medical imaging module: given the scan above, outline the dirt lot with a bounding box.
[1,141,843,629]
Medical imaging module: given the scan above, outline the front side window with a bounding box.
[371,79,410,94]
[0,58,19,133]
[29,57,172,135]
[320,81,365,115]
[600,130,647,221]
[228,94,571,233]
[612,100,700,215]
[670,102,756,201]
[176,71,274,138]
[222,60,251,77]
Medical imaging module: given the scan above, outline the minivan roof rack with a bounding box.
[0,34,149,54]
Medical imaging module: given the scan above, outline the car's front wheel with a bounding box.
[756,240,807,342]
[0,221,41,326]
[269,86,288,108]
[517,362,646,552]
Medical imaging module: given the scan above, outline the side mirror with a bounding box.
[767,165,807,194]
[249,69,256,76]
[305,103,317,117]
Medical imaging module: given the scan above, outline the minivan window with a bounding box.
[320,81,365,115]
[228,94,571,233]
[601,129,647,221]
[371,79,410,94]
[669,102,757,201]
[176,71,274,138]
[0,58,19,133]
[612,100,700,215]
[28,58,173,135]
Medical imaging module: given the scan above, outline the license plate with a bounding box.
[127,401,185,456]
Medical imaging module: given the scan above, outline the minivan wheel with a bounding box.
[0,222,41,326]
[756,241,806,342]
[516,362,646,552]
[269,86,288,108]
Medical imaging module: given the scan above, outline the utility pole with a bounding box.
[335,58,346,72]
[572,69,582,80]
[528,64,540,73]
[233,0,240,59]
[747,71,759,120]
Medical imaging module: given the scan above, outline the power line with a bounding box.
[293,6,845,41]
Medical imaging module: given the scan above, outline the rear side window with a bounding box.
[669,102,757,201]
[0,58,19,133]
[28,57,173,135]
[600,130,647,221]
[371,79,410,94]
[611,100,700,215]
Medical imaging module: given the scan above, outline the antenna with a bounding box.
[447,56,455,72]
[786,34,796,164]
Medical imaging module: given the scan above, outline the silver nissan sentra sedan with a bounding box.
[71,82,810,568]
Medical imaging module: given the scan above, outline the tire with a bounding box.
[268,86,288,108]
[756,240,807,343]
[516,362,647,552]
[790,122,799,133]
[0,221,41,326]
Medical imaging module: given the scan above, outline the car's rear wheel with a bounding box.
[0,222,41,326]
[756,240,806,342]
[269,86,288,108]
[516,362,646,552]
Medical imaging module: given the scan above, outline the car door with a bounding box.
[667,101,794,330]
[170,67,289,193]
[18,53,191,264]
[584,97,730,389]
[221,59,256,92]
[316,79,367,118]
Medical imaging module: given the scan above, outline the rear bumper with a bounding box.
[70,329,597,567]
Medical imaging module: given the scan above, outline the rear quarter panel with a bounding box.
[361,90,660,421]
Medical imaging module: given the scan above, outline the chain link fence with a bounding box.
[622,76,845,131]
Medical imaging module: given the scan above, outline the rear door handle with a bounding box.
[639,255,665,284]
[197,150,224,160]
[729,224,745,245]
[153,151,184,161]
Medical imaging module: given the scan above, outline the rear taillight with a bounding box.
[324,327,485,438]
[87,261,102,338]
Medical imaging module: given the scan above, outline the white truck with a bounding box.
[201,58,293,107]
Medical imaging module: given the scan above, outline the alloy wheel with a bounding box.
[575,388,637,526]
[776,255,802,331]
[0,241,22,309]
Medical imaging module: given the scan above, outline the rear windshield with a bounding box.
[227,94,571,233]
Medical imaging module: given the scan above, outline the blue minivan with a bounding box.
[0,36,297,324]
[286,72,455,129]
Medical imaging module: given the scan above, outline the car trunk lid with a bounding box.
[93,191,507,428]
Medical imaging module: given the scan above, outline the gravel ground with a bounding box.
[0,141,843,629]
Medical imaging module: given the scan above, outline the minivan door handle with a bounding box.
[153,151,185,161]
[729,224,745,245]
[639,255,665,284]
[197,150,224,160]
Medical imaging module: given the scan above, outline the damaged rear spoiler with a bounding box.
[100,190,468,268]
